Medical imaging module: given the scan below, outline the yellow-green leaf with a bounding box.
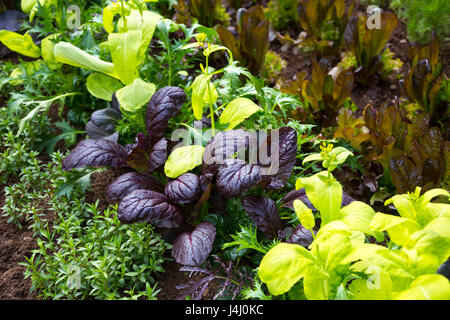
[0,30,41,58]
[115,78,155,112]
[164,145,205,178]
[219,97,262,130]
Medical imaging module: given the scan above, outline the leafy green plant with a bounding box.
[343,11,398,85]
[217,5,270,76]
[257,173,450,299]
[390,0,450,44]
[265,0,299,31]
[174,0,229,27]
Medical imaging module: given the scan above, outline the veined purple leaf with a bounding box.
[172,222,216,266]
[62,138,128,170]
[147,138,167,172]
[259,127,297,190]
[86,107,122,140]
[146,86,186,145]
[126,133,151,172]
[287,224,314,247]
[216,159,261,197]
[107,172,164,201]
[118,189,183,228]
[165,173,201,205]
[242,196,283,239]
[203,129,257,177]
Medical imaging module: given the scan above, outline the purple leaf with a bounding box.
[242,196,283,239]
[259,127,297,190]
[172,222,216,266]
[62,138,128,170]
[165,173,201,205]
[107,172,164,201]
[146,86,186,145]
[287,224,314,247]
[216,159,261,197]
[117,189,183,228]
[86,107,122,140]
[147,138,168,172]
[125,133,151,172]
[203,129,257,177]
[0,10,26,32]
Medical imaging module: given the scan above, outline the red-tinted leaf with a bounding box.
[62,138,128,170]
[147,138,168,172]
[216,159,261,197]
[117,189,183,228]
[287,224,314,247]
[389,155,422,193]
[171,222,216,266]
[242,196,282,239]
[165,173,201,205]
[146,86,186,145]
[107,172,164,202]
[126,133,151,172]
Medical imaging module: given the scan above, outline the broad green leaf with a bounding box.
[108,30,143,85]
[349,269,393,300]
[118,10,161,62]
[423,216,450,240]
[115,78,155,112]
[302,266,330,300]
[420,188,449,207]
[191,74,210,120]
[311,231,352,274]
[164,145,205,178]
[0,31,41,58]
[219,97,262,130]
[296,171,342,226]
[339,201,384,241]
[302,153,323,164]
[41,34,60,68]
[54,42,117,78]
[86,73,124,101]
[21,0,35,13]
[293,199,315,230]
[370,212,420,247]
[392,274,450,300]
[258,243,315,296]
[102,3,121,33]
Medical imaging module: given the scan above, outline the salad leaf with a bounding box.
[165,173,201,204]
[242,196,283,239]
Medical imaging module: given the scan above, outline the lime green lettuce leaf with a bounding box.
[296,171,342,226]
[108,30,143,85]
[115,78,155,112]
[349,268,393,300]
[392,274,450,300]
[86,73,124,102]
[0,30,41,58]
[370,212,421,247]
[339,201,384,241]
[258,243,315,296]
[191,74,214,120]
[219,97,262,130]
[118,10,161,63]
[164,145,205,179]
[41,34,61,69]
[54,42,117,79]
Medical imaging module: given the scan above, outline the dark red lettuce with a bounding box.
[165,173,201,205]
[61,138,128,170]
[107,172,164,201]
[117,189,183,228]
[216,159,261,197]
[171,222,216,266]
[241,196,283,239]
[146,86,186,145]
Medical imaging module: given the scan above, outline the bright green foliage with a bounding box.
[370,187,450,249]
[219,97,262,130]
[302,142,354,172]
[164,145,205,178]
[265,0,299,31]
[258,178,450,299]
[390,0,450,44]
[0,30,41,58]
